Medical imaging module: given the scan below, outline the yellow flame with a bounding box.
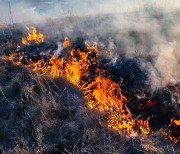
[174,119,180,126]
[63,36,70,48]
[49,57,64,77]
[137,117,150,135]
[11,26,178,139]
[84,76,136,133]
[161,118,180,143]
[64,49,90,85]
[108,112,135,134]
[22,26,44,45]
[30,59,49,75]
[9,52,16,61]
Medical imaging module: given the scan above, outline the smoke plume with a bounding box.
[0,0,180,91]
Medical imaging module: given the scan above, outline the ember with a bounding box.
[162,118,180,143]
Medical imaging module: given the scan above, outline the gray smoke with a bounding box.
[111,7,180,90]
[0,0,180,91]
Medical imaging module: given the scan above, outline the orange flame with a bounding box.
[162,118,180,143]
[137,117,150,135]
[64,49,90,85]
[9,26,179,143]
[7,27,150,135]
[83,76,136,133]
[9,52,24,65]
[22,26,44,45]
[63,36,70,47]
[174,119,180,126]
[30,59,49,75]
[49,57,64,77]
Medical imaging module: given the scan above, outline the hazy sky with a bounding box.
[0,0,180,89]
[0,0,180,23]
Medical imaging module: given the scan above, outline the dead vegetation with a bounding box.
[0,26,179,154]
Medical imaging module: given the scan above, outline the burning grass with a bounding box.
[0,25,179,153]
[9,27,180,141]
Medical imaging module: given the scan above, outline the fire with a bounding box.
[137,117,150,135]
[85,41,98,52]
[162,118,180,143]
[30,59,49,75]
[9,52,24,65]
[174,119,180,126]
[9,52,16,61]
[49,57,64,77]
[8,26,179,143]
[63,36,70,47]
[22,26,44,45]
[108,112,135,134]
[84,76,126,111]
[64,49,90,85]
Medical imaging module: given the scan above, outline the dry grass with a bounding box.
[0,27,179,154]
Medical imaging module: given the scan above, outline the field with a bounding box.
[0,3,180,154]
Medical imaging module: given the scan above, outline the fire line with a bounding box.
[9,26,180,143]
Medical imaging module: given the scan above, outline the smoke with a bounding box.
[115,8,180,90]
[110,7,180,90]
[1,0,179,23]
[0,0,180,91]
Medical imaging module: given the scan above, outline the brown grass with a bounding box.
[0,27,179,154]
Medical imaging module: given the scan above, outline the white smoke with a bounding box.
[1,0,180,23]
[53,42,63,58]
[0,0,180,91]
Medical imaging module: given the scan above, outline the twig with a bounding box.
[0,86,11,104]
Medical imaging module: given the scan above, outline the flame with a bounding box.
[30,59,49,75]
[7,27,151,135]
[137,117,150,135]
[9,52,16,61]
[22,26,44,45]
[9,52,24,65]
[162,118,180,143]
[63,36,70,47]
[10,30,136,134]
[174,120,180,126]
[83,76,136,133]
[85,41,98,52]
[8,26,179,142]
[64,49,90,85]
[49,57,64,77]
[84,76,126,111]
[108,112,135,134]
